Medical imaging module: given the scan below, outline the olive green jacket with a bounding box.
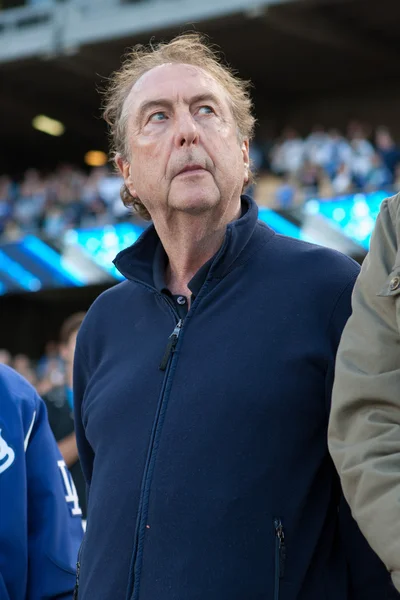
[329,192,400,592]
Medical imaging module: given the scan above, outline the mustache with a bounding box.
[171,154,213,178]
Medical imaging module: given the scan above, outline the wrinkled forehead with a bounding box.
[125,63,232,119]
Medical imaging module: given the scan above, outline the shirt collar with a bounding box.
[152,240,214,299]
[152,241,169,294]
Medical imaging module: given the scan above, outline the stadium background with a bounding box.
[1,0,400,385]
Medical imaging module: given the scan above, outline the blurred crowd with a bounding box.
[0,165,129,243]
[0,341,66,396]
[1,122,400,244]
[252,122,400,208]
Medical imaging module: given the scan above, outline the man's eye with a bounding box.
[198,106,214,115]
[149,112,167,122]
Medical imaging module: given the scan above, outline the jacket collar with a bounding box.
[113,195,274,289]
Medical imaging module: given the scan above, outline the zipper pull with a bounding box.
[159,320,183,371]
[274,519,286,578]
[73,561,80,599]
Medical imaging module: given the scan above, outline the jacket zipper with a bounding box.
[73,539,84,600]
[127,317,183,600]
[73,561,80,600]
[274,518,286,600]
[159,319,183,371]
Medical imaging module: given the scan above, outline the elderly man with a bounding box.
[329,192,400,594]
[73,33,397,600]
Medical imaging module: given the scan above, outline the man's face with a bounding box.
[117,63,249,221]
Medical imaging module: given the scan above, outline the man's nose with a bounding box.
[174,111,199,148]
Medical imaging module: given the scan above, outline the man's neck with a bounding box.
[153,200,241,297]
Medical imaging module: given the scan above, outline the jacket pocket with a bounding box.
[274,518,286,600]
[376,268,400,331]
[376,268,400,298]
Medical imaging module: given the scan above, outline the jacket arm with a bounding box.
[339,496,399,598]
[73,341,95,490]
[0,576,11,600]
[26,394,83,599]
[329,197,400,591]
[324,251,398,597]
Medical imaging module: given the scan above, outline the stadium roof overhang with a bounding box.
[1,0,400,174]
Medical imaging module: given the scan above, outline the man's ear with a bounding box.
[241,140,250,184]
[115,154,138,198]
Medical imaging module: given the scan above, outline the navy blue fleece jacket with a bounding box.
[74,196,397,600]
